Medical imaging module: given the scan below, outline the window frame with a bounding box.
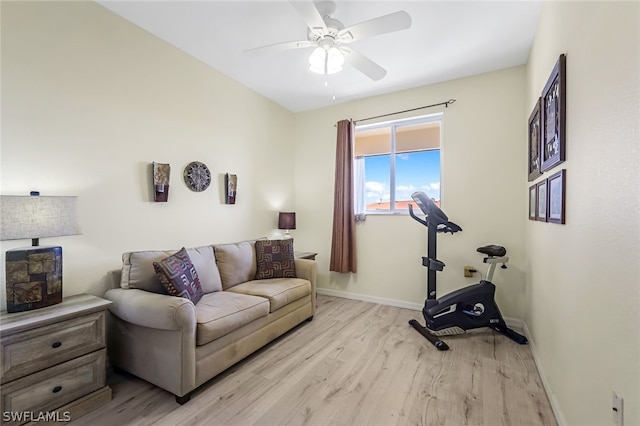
[355,113,443,215]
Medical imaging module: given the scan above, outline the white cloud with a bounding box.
[422,182,440,191]
[396,184,417,201]
[396,184,416,192]
[366,181,385,192]
[365,181,388,203]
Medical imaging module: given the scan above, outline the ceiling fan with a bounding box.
[245,1,412,81]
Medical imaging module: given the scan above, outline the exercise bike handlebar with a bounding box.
[409,192,462,234]
[408,203,429,227]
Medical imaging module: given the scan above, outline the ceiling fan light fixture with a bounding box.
[309,46,344,75]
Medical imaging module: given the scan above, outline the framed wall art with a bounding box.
[528,98,543,181]
[547,169,566,224]
[529,184,537,220]
[541,54,566,172]
[536,179,548,222]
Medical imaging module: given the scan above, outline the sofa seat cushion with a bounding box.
[195,292,269,346]
[226,278,311,313]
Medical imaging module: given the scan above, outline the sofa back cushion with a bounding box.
[121,246,222,294]
[187,246,223,293]
[213,241,257,290]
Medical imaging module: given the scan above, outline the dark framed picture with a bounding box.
[528,98,542,181]
[529,184,537,220]
[547,169,566,224]
[541,54,566,172]
[536,179,547,222]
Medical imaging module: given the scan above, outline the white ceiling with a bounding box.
[98,1,542,113]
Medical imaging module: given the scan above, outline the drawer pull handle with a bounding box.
[52,386,62,393]
[52,342,62,348]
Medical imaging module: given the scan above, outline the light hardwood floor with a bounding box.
[74,295,557,426]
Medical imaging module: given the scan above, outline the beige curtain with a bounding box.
[330,119,357,273]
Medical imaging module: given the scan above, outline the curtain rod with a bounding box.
[353,99,456,125]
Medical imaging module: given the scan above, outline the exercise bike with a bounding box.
[407,191,528,351]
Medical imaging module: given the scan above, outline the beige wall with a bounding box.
[294,66,528,318]
[0,1,296,307]
[524,2,639,426]
[3,2,639,426]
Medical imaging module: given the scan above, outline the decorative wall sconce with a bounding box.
[1,192,80,313]
[225,173,237,204]
[278,212,296,237]
[153,162,171,202]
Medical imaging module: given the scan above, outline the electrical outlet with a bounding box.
[612,390,623,426]
[464,266,474,278]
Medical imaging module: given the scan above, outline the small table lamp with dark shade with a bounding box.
[0,193,80,313]
[278,212,296,237]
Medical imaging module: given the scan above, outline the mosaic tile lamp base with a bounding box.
[5,245,63,313]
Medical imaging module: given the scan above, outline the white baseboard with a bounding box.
[504,316,524,330]
[317,287,564,426]
[317,287,423,311]
[521,322,567,426]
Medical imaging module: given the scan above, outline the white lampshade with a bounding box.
[309,47,327,74]
[326,47,344,74]
[1,195,80,242]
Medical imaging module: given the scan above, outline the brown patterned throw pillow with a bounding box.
[153,247,203,303]
[255,239,296,279]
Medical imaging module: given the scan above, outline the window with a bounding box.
[354,114,441,214]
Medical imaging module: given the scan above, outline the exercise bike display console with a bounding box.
[407,191,528,351]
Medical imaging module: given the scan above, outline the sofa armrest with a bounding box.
[295,259,317,314]
[105,288,197,397]
[295,259,316,284]
[105,288,196,332]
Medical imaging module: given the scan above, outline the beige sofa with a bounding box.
[104,240,316,404]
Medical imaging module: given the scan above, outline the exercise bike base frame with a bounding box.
[493,325,528,345]
[408,319,449,351]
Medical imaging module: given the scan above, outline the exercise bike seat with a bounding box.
[476,245,506,257]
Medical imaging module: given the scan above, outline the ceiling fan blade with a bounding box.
[288,0,327,34]
[343,47,387,81]
[338,11,411,43]
[244,40,315,55]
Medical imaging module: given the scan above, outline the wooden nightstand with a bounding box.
[295,251,317,261]
[0,294,112,425]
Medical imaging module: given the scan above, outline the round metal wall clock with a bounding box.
[183,161,211,192]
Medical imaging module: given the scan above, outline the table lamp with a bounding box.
[1,192,80,313]
[278,212,296,238]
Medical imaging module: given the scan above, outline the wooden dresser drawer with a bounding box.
[0,350,106,425]
[1,312,105,384]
